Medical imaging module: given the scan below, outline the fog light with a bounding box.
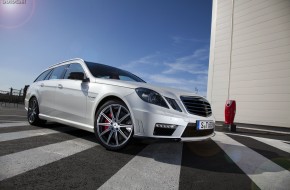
[155,123,178,129]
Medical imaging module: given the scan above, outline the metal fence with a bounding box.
[0,86,28,107]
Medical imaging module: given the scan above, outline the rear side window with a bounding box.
[34,69,51,82]
[44,69,53,80]
[64,63,85,79]
[49,65,67,80]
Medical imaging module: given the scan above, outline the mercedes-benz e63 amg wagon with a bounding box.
[25,58,215,150]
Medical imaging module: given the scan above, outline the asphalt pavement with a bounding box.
[0,104,289,190]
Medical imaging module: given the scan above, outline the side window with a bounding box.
[44,69,53,80]
[64,63,85,80]
[34,69,51,82]
[48,65,67,80]
[119,75,136,82]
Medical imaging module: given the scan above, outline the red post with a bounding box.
[224,100,236,132]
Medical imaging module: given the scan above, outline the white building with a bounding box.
[207,0,290,128]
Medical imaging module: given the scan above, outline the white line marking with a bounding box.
[0,120,26,123]
[237,126,290,135]
[216,124,290,135]
[98,142,183,190]
[0,122,29,128]
[225,133,290,154]
[212,132,290,190]
[253,137,290,154]
[0,120,23,123]
[0,115,26,117]
[0,127,72,142]
[0,138,97,181]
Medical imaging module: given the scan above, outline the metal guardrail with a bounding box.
[0,86,28,107]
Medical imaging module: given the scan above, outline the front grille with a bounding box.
[180,96,212,117]
[181,123,214,137]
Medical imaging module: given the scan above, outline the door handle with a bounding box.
[58,84,63,89]
[40,83,44,87]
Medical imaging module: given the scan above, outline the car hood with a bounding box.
[93,78,205,100]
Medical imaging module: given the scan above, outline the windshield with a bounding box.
[85,62,146,83]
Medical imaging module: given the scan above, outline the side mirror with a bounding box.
[68,72,85,81]
[82,77,90,83]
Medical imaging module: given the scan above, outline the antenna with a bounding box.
[195,87,198,94]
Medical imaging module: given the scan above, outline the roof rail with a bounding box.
[48,58,84,68]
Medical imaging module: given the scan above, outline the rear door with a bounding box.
[54,63,88,124]
[39,65,67,117]
[33,69,52,115]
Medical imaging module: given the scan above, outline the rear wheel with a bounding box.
[94,100,134,150]
[27,97,46,126]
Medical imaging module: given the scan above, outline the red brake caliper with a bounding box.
[104,113,112,131]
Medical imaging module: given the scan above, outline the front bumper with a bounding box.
[125,93,215,141]
[180,132,215,142]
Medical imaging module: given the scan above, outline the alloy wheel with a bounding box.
[96,104,133,148]
[28,98,38,124]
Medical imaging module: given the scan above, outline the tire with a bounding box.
[94,100,134,150]
[27,97,46,126]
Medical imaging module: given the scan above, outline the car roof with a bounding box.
[48,58,84,69]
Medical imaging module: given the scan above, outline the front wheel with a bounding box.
[27,97,46,126]
[94,100,134,150]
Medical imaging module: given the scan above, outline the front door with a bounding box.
[54,63,88,124]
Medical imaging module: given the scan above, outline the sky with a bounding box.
[0,0,212,96]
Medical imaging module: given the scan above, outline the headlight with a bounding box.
[135,88,169,108]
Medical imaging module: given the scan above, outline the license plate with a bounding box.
[197,121,214,130]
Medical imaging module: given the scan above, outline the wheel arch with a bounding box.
[94,95,125,115]
[25,87,40,109]
[29,95,37,101]
[27,94,42,115]
[27,95,37,107]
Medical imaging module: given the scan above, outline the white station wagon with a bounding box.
[25,58,215,150]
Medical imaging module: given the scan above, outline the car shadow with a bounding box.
[34,122,148,155]
[34,122,288,175]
